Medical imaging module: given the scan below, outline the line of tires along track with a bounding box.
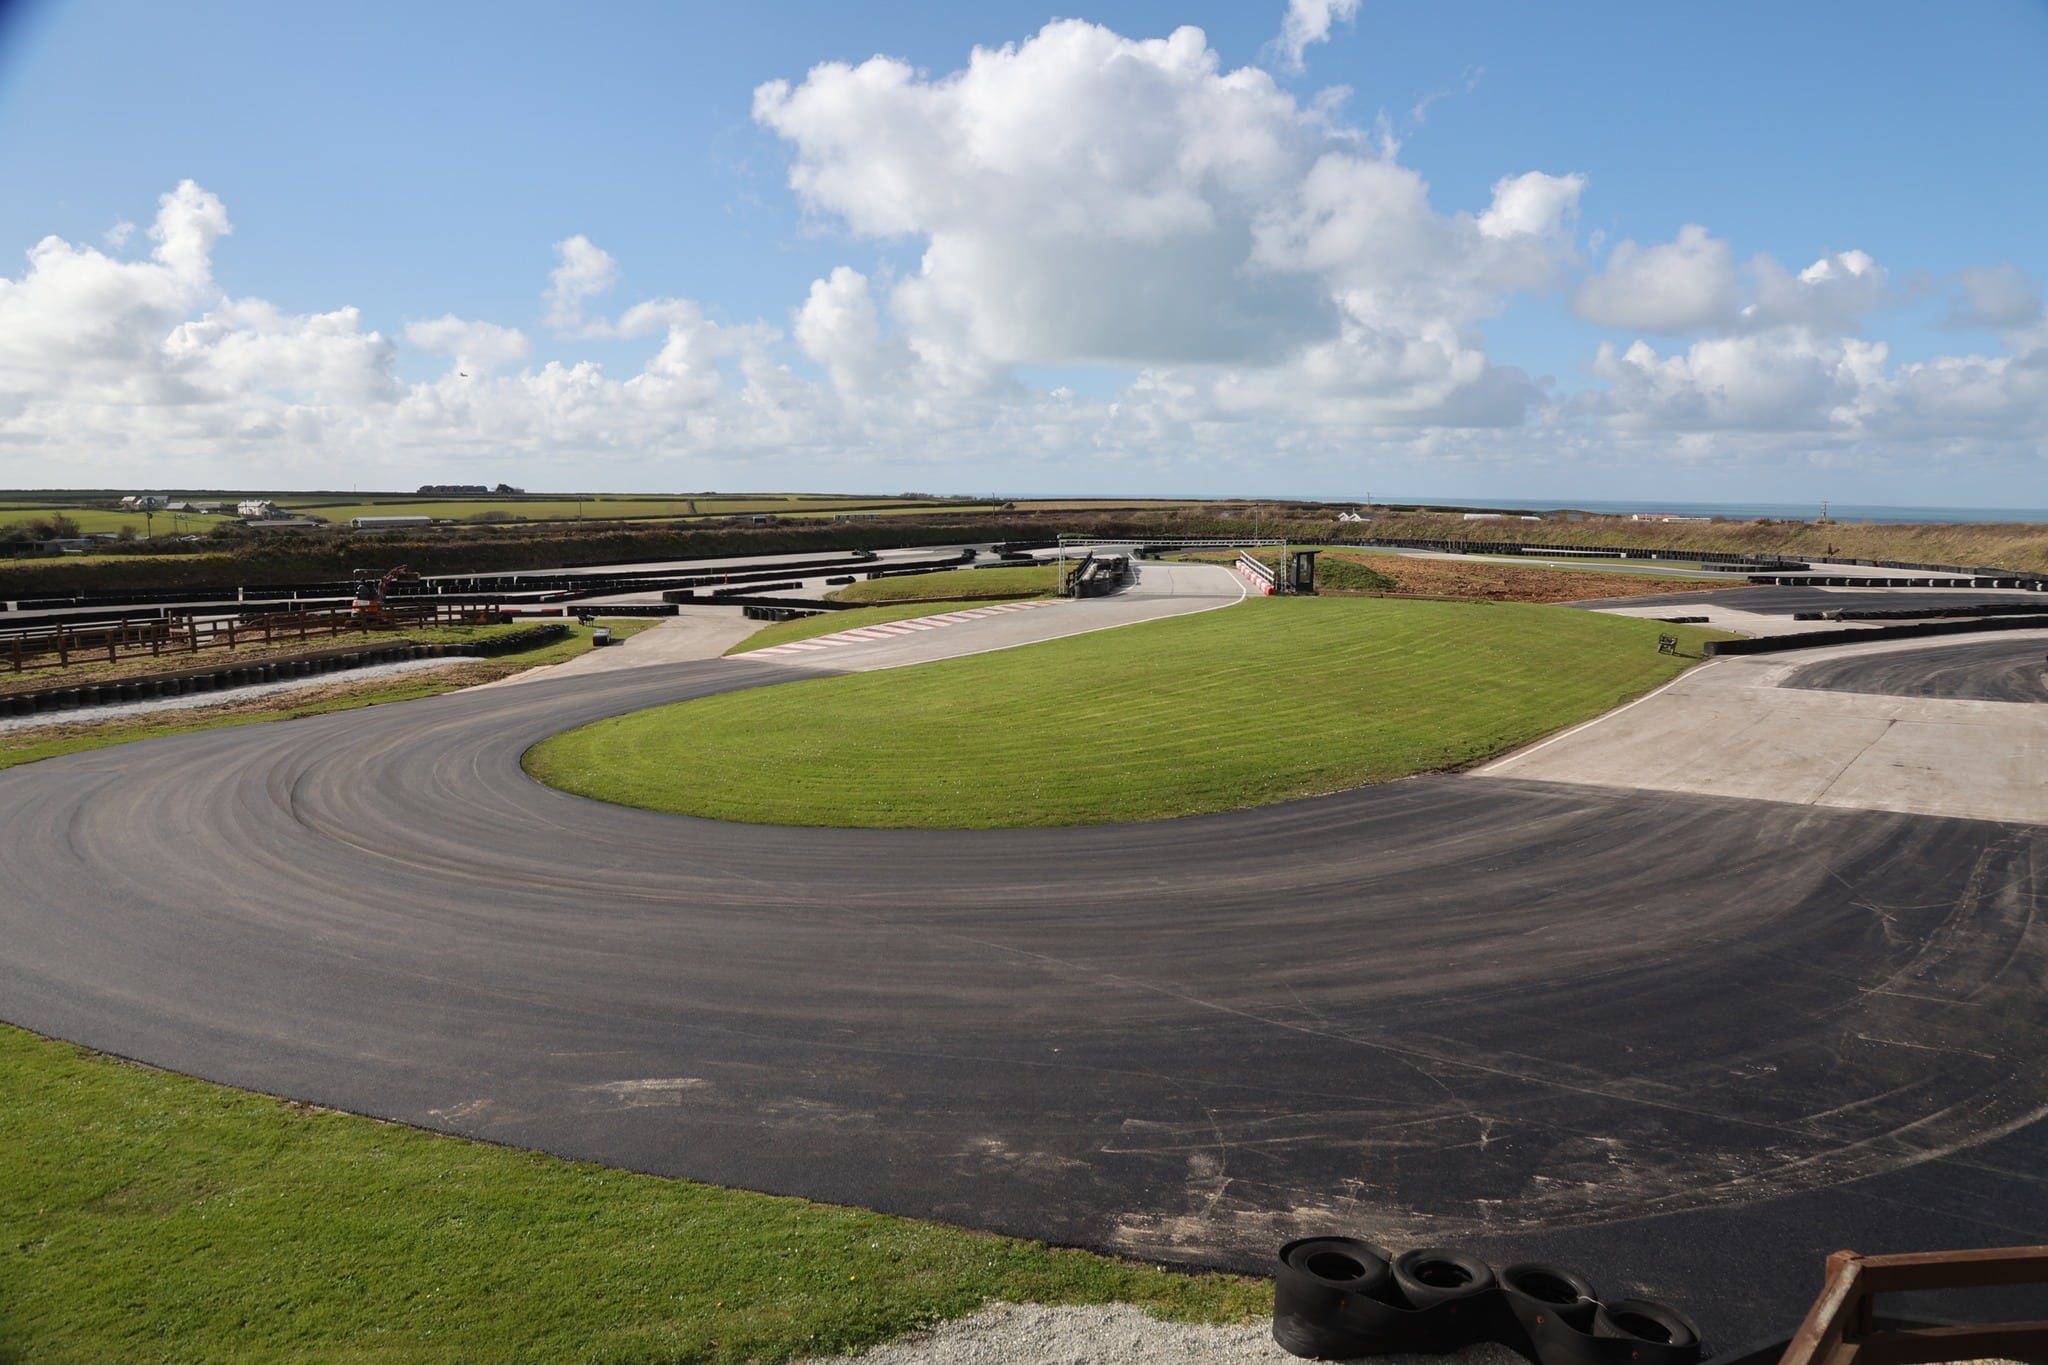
[1275,1238,1700,1364]
[6,646,2048,1341]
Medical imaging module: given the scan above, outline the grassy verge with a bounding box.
[532,597,1736,829]
[0,1024,1264,1363]
[0,620,655,775]
[825,564,1054,605]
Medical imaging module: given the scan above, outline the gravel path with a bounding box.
[0,655,464,734]
[797,1303,1526,1365]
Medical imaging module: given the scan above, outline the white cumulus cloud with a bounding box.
[0,15,2041,498]
[544,234,619,334]
[404,315,533,375]
[1273,0,1361,73]
[1946,263,2043,331]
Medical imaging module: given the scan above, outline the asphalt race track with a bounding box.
[4,646,2048,1339]
[1785,635,2048,703]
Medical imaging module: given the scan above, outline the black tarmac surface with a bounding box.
[1584,585,2041,616]
[1785,636,2048,703]
[4,657,2047,1341]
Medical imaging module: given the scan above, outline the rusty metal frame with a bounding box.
[1782,1246,2048,1365]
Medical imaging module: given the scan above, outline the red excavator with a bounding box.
[349,565,422,626]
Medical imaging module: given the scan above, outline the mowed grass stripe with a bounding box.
[0,1025,1263,1363]
[825,564,1054,605]
[528,598,1731,828]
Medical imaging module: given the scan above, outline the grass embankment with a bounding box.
[530,597,1734,829]
[0,1025,1262,1363]
[1319,551,1731,602]
[1187,549,1727,603]
[0,619,654,775]
[825,564,1054,605]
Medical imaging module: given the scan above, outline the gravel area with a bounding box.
[797,1303,1527,1365]
[0,655,464,734]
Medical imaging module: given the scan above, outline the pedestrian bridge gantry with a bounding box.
[1055,535,1319,597]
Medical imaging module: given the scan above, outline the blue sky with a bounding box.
[0,0,2043,503]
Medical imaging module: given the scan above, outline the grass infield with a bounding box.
[529,597,1733,829]
[0,1025,1263,1363]
[824,563,1054,605]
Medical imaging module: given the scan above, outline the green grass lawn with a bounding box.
[825,564,1054,605]
[530,597,1733,829]
[0,1025,1263,1364]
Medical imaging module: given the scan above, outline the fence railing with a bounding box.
[2,601,497,674]
[1782,1246,2048,1365]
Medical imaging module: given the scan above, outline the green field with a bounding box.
[0,505,237,537]
[0,1024,1262,1364]
[272,495,995,525]
[826,564,1054,604]
[530,597,1731,828]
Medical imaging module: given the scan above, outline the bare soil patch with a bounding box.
[1331,552,1738,604]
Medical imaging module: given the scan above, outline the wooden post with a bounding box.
[188,616,199,654]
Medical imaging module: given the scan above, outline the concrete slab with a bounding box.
[482,606,769,687]
[1475,630,2048,825]
[757,561,1248,674]
[1591,601,1878,637]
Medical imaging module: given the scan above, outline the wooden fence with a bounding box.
[3,601,497,674]
[1782,1246,2048,1365]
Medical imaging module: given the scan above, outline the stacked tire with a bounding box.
[1274,1239,1701,1364]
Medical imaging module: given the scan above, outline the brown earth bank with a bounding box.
[1340,511,2048,574]
[1328,552,1740,604]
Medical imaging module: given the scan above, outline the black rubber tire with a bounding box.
[1499,1261,1603,1364]
[1391,1247,1495,1309]
[1272,1237,1396,1360]
[1501,1260,1597,1321]
[1281,1237,1394,1296]
[1594,1297,1702,1365]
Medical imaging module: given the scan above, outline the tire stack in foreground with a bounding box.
[1273,1238,1702,1364]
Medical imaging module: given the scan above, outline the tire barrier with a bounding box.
[1704,613,2048,655]
[1794,601,2048,622]
[1271,1240,1701,1365]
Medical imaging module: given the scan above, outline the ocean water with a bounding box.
[1392,498,2048,526]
